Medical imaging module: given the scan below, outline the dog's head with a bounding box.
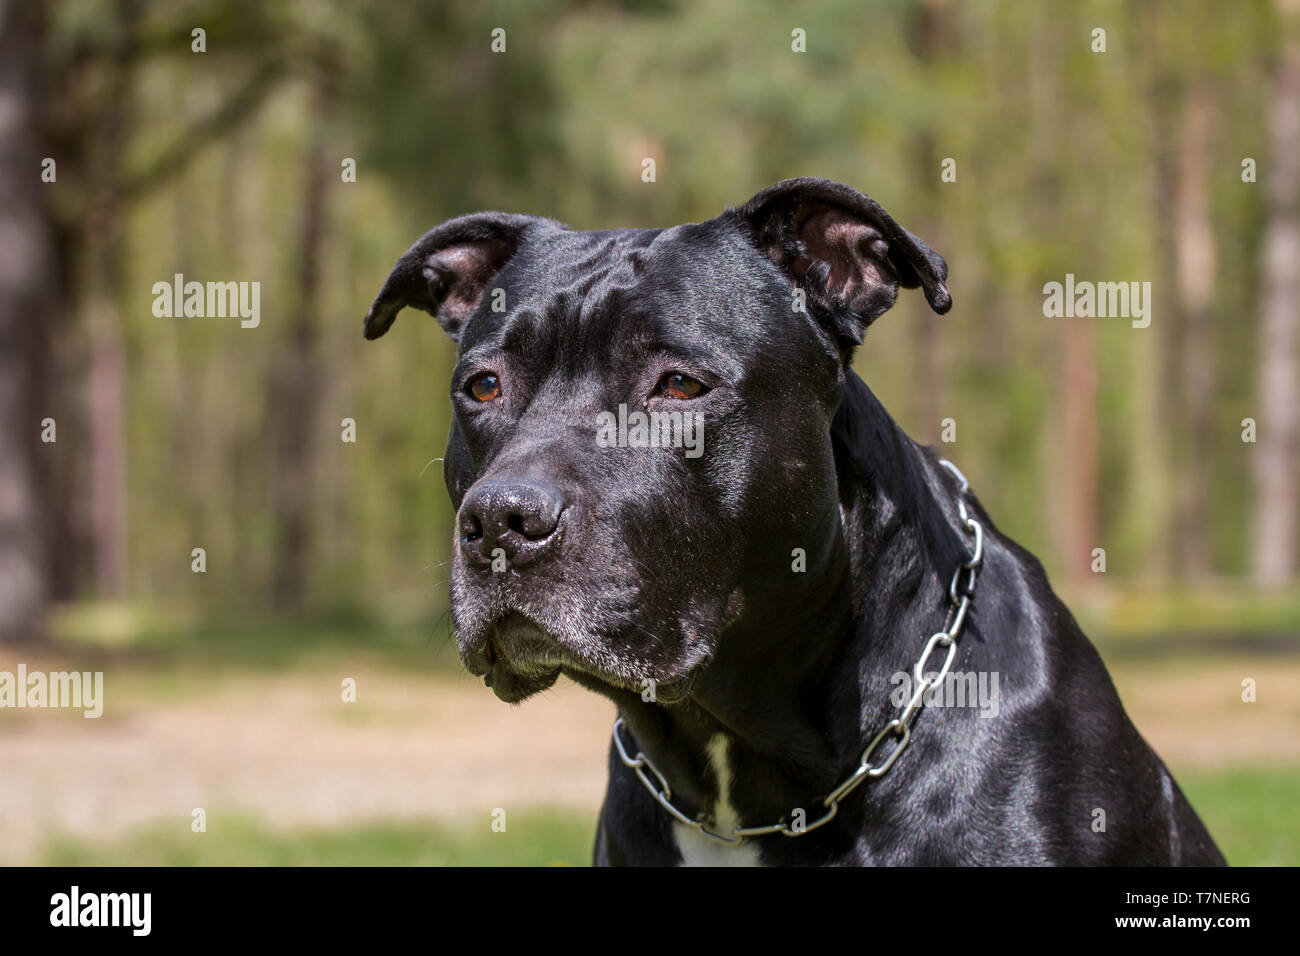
[363,178,950,703]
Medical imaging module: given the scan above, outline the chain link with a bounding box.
[610,458,984,844]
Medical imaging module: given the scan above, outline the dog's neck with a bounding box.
[601,370,970,839]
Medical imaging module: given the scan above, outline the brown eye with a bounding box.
[657,372,706,400]
[466,373,501,402]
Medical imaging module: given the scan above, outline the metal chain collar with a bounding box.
[611,459,985,847]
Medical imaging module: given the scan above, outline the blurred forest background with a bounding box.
[1,0,1299,865]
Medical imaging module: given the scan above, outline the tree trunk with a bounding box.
[1174,79,1217,577]
[85,237,129,597]
[269,67,337,610]
[83,1,142,599]
[1062,319,1100,587]
[0,0,52,643]
[1140,3,1180,584]
[1252,0,1300,586]
[907,0,948,443]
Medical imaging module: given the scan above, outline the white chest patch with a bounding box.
[673,733,764,866]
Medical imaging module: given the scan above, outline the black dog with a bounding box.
[363,178,1225,866]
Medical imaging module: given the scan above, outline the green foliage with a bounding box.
[42,0,1295,613]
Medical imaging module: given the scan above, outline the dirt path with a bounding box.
[0,665,613,863]
[1110,658,1300,767]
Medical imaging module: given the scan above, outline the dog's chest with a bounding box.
[672,733,764,866]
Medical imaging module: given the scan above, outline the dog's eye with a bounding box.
[656,372,706,400]
[466,373,501,402]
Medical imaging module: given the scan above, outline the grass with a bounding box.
[1180,766,1300,867]
[1071,587,1300,646]
[42,600,463,679]
[40,811,596,867]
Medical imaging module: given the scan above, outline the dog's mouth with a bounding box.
[483,659,562,704]
[475,612,561,703]
[464,610,708,704]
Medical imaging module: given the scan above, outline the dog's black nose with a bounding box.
[459,479,567,568]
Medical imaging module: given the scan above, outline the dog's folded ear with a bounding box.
[363,212,536,341]
[736,178,951,353]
